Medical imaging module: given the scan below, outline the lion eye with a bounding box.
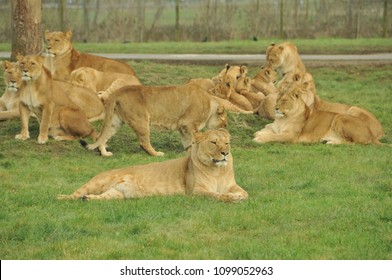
[211,141,217,145]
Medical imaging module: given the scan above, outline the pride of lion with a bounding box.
[0,30,387,202]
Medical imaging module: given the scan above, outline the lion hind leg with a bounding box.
[87,113,123,156]
[127,117,164,157]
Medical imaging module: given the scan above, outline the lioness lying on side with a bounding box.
[253,84,382,145]
[59,129,248,202]
[85,84,252,157]
[0,61,23,121]
[70,67,141,101]
[15,55,105,154]
[44,30,137,81]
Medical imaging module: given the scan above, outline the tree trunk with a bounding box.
[11,0,42,60]
[83,0,90,42]
[175,0,180,41]
[279,0,284,38]
[383,0,388,38]
[59,0,67,31]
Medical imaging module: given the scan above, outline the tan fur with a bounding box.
[251,65,278,96]
[15,55,106,153]
[210,74,253,111]
[266,42,306,77]
[70,66,141,101]
[58,129,248,202]
[215,64,248,86]
[253,86,382,145]
[279,71,384,140]
[0,61,22,121]
[235,76,266,109]
[44,30,137,81]
[186,78,215,92]
[85,83,252,157]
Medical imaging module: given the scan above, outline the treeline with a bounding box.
[1,0,390,43]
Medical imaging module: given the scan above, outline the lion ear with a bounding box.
[65,30,73,40]
[15,53,23,62]
[240,65,248,76]
[192,131,205,144]
[3,60,11,70]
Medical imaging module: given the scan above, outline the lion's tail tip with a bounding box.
[79,139,88,149]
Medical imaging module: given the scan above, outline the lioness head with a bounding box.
[44,30,73,57]
[275,87,305,119]
[3,61,22,93]
[277,71,316,108]
[235,76,252,93]
[193,129,231,167]
[254,65,277,84]
[18,55,45,81]
[210,74,235,99]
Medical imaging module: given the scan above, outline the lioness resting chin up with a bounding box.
[85,84,252,157]
[253,85,383,145]
[15,55,105,154]
[59,129,248,202]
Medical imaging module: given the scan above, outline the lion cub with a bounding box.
[15,55,105,153]
[58,129,248,202]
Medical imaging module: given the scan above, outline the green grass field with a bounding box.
[0,58,391,259]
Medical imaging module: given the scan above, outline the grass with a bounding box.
[0,38,392,54]
[0,60,391,260]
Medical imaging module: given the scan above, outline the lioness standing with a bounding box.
[59,129,248,202]
[85,84,252,157]
[44,30,137,81]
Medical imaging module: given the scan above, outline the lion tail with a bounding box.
[86,93,119,151]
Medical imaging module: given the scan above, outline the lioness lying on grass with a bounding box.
[59,129,249,202]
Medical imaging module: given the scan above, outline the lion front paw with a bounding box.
[37,135,48,144]
[15,133,30,140]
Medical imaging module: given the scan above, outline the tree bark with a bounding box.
[11,0,42,60]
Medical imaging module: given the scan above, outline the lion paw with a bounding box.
[15,133,29,140]
[37,135,48,144]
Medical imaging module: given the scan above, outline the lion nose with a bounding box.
[221,151,229,156]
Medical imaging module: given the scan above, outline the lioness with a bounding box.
[15,55,105,153]
[44,30,136,81]
[58,129,248,202]
[278,71,384,140]
[70,66,141,101]
[266,42,306,77]
[253,85,382,145]
[85,84,252,157]
[0,61,22,121]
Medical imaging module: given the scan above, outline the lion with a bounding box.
[0,61,22,121]
[277,71,384,140]
[15,55,105,154]
[209,74,253,111]
[253,84,382,145]
[44,30,137,81]
[215,64,248,86]
[266,42,306,77]
[251,65,278,96]
[58,129,248,202]
[70,66,141,101]
[84,83,252,157]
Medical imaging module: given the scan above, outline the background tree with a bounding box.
[11,0,42,60]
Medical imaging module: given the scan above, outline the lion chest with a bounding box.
[3,92,18,110]
[20,85,45,110]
